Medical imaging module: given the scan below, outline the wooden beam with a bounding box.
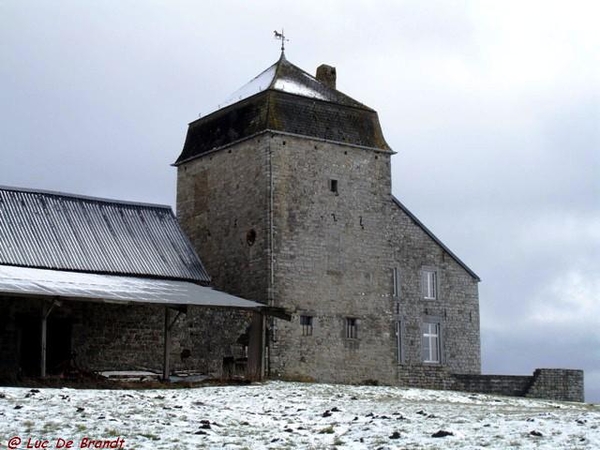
[40,299,60,378]
[246,312,264,381]
[162,306,171,381]
[40,309,47,378]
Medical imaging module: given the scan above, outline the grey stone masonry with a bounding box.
[452,369,585,402]
[176,130,482,385]
[0,295,240,378]
[526,369,585,402]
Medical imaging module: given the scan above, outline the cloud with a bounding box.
[532,271,600,323]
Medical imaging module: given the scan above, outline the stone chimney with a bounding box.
[316,64,337,90]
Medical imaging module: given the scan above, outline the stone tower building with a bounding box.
[175,53,481,386]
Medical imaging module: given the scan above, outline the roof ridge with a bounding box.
[0,185,172,210]
[391,195,481,282]
[216,55,373,113]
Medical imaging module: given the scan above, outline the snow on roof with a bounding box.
[272,77,328,101]
[0,265,263,310]
[220,64,277,108]
[214,53,366,113]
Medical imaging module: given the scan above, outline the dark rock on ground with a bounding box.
[432,430,454,438]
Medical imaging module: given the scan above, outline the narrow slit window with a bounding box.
[330,179,338,194]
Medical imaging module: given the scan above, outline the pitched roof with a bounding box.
[175,54,391,164]
[0,186,210,283]
[392,196,480,282]
[220,53,370,110]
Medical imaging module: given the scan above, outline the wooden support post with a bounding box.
[40,299,59,378]
[40,309,47,378]
[163,306,171,381]
[247,312,264,381]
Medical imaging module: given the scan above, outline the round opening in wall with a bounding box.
[246,229,257,246]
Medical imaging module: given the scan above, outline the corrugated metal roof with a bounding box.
[0,186,210,283]
[0,265,259,309]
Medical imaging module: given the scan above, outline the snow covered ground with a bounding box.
[1,381,598,449]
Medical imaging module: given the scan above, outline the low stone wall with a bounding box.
[452,374,532,397]
[525,369,584,402]
[452,369,584,403]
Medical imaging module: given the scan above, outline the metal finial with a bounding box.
[273,29,289,52]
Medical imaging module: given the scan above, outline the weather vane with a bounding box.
[273,29,289,52]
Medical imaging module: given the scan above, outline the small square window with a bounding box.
[423,269,437,300]
[300,315,313,336]
[345,317,358,339]
[329,179,338,194]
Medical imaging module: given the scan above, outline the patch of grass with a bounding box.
[105,428,119,437]
[75,424,87,432]
[43,422,60,432]
[278,373,316,383]
[22,419,35,432]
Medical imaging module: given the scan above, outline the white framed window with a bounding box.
[300,315,313,336]
[395,320,404,364]
[422,321,441,363]
[345,317,358,339]
[422,269,437,300]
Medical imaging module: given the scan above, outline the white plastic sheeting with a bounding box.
[0,265,263,309]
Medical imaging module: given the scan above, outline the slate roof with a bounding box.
[0,186,210,283]
[175,53,391,164]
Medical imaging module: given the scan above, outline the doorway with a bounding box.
[17,315,72,376]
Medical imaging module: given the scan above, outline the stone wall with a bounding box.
[176,136,272,377]
[175,129,482,385]
[526,369,585,402]
[268,133,399,385]
[263,132,481,384]
[452,374,532,397]
[452,369,585,402]
[0,296,239,379]
[387,201,481,376]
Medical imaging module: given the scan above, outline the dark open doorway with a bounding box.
[17,315,72,377]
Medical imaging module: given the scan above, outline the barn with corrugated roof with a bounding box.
[0,186,281,381]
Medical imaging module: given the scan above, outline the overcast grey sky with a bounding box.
[1,1,598,401]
